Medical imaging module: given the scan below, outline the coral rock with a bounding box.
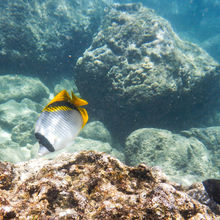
[0,0,109,79]
[125,128,218,184]
[0,151,218,219]
[75,3,220,140]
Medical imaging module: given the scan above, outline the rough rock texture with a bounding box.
[79,121,112,144]
[118,0,220,63]
[125,128,219,185]
[0,151,219,219]
[0,98,40,153]
[0,99,39,160]
[0,100,38,131]
[181,127,220,171]
[0,74,49,104]
[54,78,80,98]
[0,75,50,162]
[75,3,220,141]
[186,182,220,215]
[0,141,32,163]
[0,0,109,81]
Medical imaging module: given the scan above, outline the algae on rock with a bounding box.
[125,128,218,185]
[75,3,220,141]
[0,151,218,219]
[0,0,110,80]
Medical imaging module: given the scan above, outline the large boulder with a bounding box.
[0,151,218,219]
[0,0,109,81]
[75,3,220,140]
[125,128,218,185]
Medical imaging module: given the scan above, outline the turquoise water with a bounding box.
[116,0,220,62]
[0,0,219,185]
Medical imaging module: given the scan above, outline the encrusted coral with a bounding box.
[0,151,218,219]
[75,3,220,140]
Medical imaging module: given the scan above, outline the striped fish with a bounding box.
[35,90,88,156]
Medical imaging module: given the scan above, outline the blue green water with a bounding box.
[116,0,220,62]
[0,0,219,185]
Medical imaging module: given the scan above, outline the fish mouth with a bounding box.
[35,132,55,153]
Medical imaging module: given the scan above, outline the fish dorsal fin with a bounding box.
[43,90,71,111]
[78,107,88,128]
[71,91,88,106]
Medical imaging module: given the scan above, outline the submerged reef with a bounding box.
[117,0,220,63]
[0,0,110,81]
[75,3,220,141]
[0,151,219,219]
[0,73,219,183]
[0,74,49,104]
[0,74,50,162]
[125,128,219,185]
[181,127,220,173]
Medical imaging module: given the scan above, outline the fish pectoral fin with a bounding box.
[71,91,88,106]
[78,107,88,128]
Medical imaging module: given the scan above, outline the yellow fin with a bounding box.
[78,107,88,128]
[71,91,88,106]
[43,90,71,111]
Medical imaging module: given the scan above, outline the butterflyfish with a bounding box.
[35,90,88,156]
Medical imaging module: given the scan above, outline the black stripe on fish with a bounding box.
[35,132,55,152]
[46,101,77,111]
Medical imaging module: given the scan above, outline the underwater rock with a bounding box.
[75,3,220,141]
[54,78,80,98]
[0,99,39,162]
[41,137,124,163]
[11,121,36,147]
[0,74,49,104]
[0,151,218,219]
[0,0,110,81]
[125,128,218,185]
[0,140,31,163]
[187,182,220,215]
[116,0,220,63]
[181,126,220,173]
[0,99,38,131]
[79,121,112,144]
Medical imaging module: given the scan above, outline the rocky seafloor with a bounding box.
[0,73,219,185]
[0,2,220,218]
[0,0,111,82]
[75,3,220,140]
[0,3,220,185]
[0,151,219,219]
